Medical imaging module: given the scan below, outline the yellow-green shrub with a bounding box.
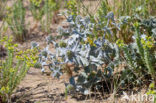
[0,36,38,102]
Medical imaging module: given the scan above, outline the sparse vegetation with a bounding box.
[0,0,155,102]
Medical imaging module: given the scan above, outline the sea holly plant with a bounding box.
[35,13,122,95]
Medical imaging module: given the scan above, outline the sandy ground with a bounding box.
[12,67,77,103]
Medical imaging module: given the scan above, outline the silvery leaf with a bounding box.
[69,76,76,86]
[90,56,104,65]
[46,35,53,44]
[41,68,45,72]
[79,56,89,66]
[84,89,90,95]
[31,41,39,49]
[106,12,115,21]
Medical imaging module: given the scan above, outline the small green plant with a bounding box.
[66,0,78,16]
[0,36,38,102]
[65,0,93,20]
[141,36,155,80]
[29,0,44,22]
[147,82,156,103]
[29,0,44,33]
[29,0,60,34]
[116,39,136,70]
[41,0,58,33]
[0,0,8,40]
[0,0,8,20]
[6,0,26,42]
[97,0,110,25]
[134,22,155,81]
[116,22,156,82]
